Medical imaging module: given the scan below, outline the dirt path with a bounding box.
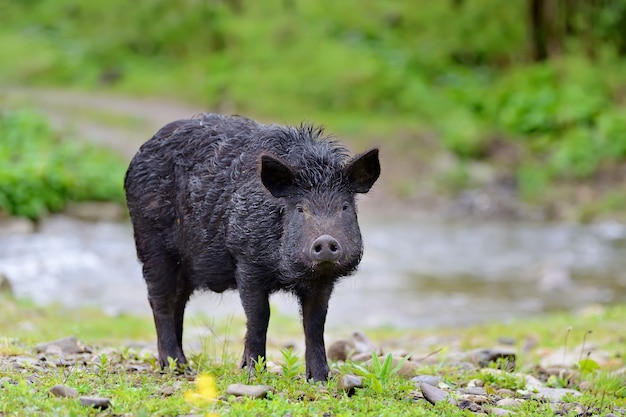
[3,87,204,160]
[2,86,405,217]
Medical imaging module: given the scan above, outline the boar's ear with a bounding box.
[345,148,380,193]
[261,154,297,198]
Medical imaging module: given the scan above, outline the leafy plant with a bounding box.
[0,108,127,219]
[350,352,411,394]
[279,347,303,381]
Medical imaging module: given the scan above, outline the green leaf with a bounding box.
[578,358,600,374]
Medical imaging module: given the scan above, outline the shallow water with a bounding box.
[1,214,625,329]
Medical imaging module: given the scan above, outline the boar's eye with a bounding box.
[296,204,304,213]
[342,203,350,211]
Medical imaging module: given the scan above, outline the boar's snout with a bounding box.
[310,234,342,263]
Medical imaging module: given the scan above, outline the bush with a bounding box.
[0,108,127,219]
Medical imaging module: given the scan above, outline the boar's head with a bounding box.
[261,147,380,287]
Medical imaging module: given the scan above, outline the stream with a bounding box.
[1,212,625,329]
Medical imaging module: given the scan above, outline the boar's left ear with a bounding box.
[345,148,380,193]
[260,154,297,198]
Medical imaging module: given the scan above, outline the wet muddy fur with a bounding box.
[125,113,380,381]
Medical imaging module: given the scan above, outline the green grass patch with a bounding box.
[1,296,625,416]
[0,108,127,220]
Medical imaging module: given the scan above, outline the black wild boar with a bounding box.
[124,113,380,381]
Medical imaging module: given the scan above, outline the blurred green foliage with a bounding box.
[0,109,126,219]
[2,0,626,204]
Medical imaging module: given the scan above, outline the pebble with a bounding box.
[467,378,484,388]
[351,331,378,355]
[489,407,514,416]
[462,394,489,404]
[497,337,516,346]
[495,398,522,408]
[34,336,88,355]
[327,340,353,362]
[336,375,363,396]
[496,388,516,397]
[533,387,582,402]
[49,384,78,398]
[457,399,483,413]
[0,273,13,297]
[79,396,112,409]
[411,375,440,387]
[463,387,486,396]
[465,348,516,369]
[0,217,35,235]
[420,383,454,405]
[160,386,176,396]
[226,384,273,399]
[0,377,15,387]
[561,402,586,415]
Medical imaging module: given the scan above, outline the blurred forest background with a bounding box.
[3,0,626,221]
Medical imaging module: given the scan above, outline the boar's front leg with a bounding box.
[299,285,333,382]
[237,271,271,372]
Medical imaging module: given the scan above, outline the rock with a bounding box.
[336,375,363,396]
[523,374,543,390]
[44,345,63,356]
[160,386,176,396]
[533,387,582,402]
[495,388,516,397]
[351,331,377,355]
[577,380,592,391]
[266,361,282,375]
[226,384,273,399]
[467,378,484,388]
[350,352,373,362]
[79,396,112,409]
[497,337,516,346]
[12,357,39,369]
[64,202,126,222]
[420,383,454,405]
[462,394,488,404]
[561,402,586,415]
[327,340,354,362]
[0,217,35,235]
[0,377,16,387]
[457,399,483,413]
[49,384,78,398]
[463,387,486,396]
[489,407,514,416]
[0,273,13,298]
[465,348,516,370]
[34,336,89,355]
[495,398,522,408]
[411,375,440,387]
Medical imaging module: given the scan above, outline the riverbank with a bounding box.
[1,297,624,416]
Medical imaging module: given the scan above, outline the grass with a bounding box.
[0,296,625,416]
[4,0,626,220]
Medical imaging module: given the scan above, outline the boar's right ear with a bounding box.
[346,148,380,193]
[260,154,297,198]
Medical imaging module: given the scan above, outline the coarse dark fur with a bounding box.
[124,113,380,381]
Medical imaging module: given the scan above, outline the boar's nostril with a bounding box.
[310,234,342,263]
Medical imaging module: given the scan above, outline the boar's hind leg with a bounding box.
[143,256,191,369]
[299,286,333,382]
